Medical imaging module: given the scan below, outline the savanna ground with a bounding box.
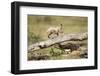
[28,15,88,61]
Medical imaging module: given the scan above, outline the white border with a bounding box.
[20,6,95,70]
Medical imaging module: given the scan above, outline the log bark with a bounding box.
[28,32,87,52]
[59,40,87,47]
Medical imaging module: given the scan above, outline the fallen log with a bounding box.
[28,32,87,52]
[59,40,87,50]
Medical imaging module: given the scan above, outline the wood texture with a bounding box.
[28,32,87,52]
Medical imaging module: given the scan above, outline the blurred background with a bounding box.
[28,15,88,45]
